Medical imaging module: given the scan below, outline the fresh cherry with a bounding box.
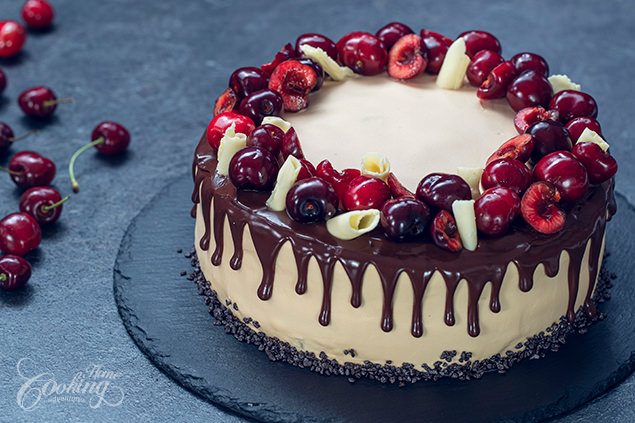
[387,172,415,199]
[487,134,534,164]
[430,210,461,252]
[0,122,38,155]
[281,127,304,159]
[475,187,521,237]
[336,32,388,76]
[376,22,414,50]
[22,0,55,29]
[19,186,70,225]
[477,61,518,100]
[565,116,602,142]
[548,90,598,123]
[246,124,284,156]
[380,198,430,242]
[466,49,504,87]
[533,151,589,201]
[510,52,549,76]
[261,43,296,76]
[294,57,324,92]
[571,142,617,184]
[228,146,279,191]
[342,175,391,211]
[213,88,238,116]
[416,173,471,211]
[0,68,6,94]
[68,121,131,192]
[1,151,55,189]
[268,60,317,112]
[521,182,565,234]
[481,158,532,196]
[206,111,255,150]
[0,21,27,58]
[18,86,72,118]
[458,30,502,58]
[387,34,427,80]
[229,67,269,99]
[295,33,337,60]
[238,89,283,124]
[286,177,338,224]
[513,106,559,134]
[506,70,553,112]
[526,119,572,161]
[0,212,41,256]
[420,29,452,74]
[0,254,31,291]
[315,160,361,199]
[297,159,316,181]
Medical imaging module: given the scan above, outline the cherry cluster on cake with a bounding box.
[205,23,617,253]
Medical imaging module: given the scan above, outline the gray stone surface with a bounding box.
[0,0,632,422]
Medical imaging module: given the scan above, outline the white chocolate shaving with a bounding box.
[266,156,302,211]
[300,44,354,81]
[452,199,478,251]
[456,167,483,199]
[577,128,609,151]
[216,123,247,176]
[361,152,390,181]
[326,209,380,241]
[261,116,292,133]
[548,74,581,94]
[436,38,470,90]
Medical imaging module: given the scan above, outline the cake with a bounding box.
[191,25,617,383]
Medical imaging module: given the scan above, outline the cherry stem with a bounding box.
[41,195,71,212]
[43,98,74,107]
[0,165,21,176]
[0,273,5,282]
[69,137,105,193]
[9,130,40,142]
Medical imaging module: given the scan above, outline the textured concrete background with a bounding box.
[0,0,633,422]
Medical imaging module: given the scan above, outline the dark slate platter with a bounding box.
[113,175,635,423]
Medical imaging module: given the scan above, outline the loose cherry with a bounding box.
[0,68,6,94]
[481,158,532,196]
[510,52,549,76]
[18,86,72,118]
[513,106,559,134]
[238,89,283,124]
[0,254,31,291]
[565,116,602,142]
[571,142,617,184]
[286,177,338,224]
[548,90,598,123]
[228,146,279,191]
[68,121,131,193]
[533,151,589,201]
[0,122,39,155]
[22,0,55,29]
[466,49,503,87]
[246,124,284,156]
[0,21,27,58]
[420,29,452,74]
[376,22,414,50]
[458,30,502,58]
[229,67,269,99]
[206,112,255,150]
[430,210,461,252]
[526,119,572,161]
[475,187,521,237]
[0,212,41,256]
[380,198,430,242]
[506,70,553,112]
[1,151,55,189]
[336,32,387,76]
[341,175,391,211]
[477,61,518,100]
[416,173,471,211]
[487,134,534,164]
[19,186,70,225]
[295,33,337,60]
[521,182,565,234]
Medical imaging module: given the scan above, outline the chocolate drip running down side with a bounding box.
[192,134,615,338]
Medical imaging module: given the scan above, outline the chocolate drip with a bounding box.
[192,134,614,338]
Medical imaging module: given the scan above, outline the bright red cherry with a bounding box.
[336,32,387,76]
[0,68,6,94]
[18,86,72,118]
[286,177,338,224]
[315,160,361,200]
[549,90,598,123]
[526,119,572,161]
[521,182,565,234]
[487,134,535,164]
[533,151,589,201]
[387,34,427,80]
[571,142,617,184]
[22,0,55,29]
[477,61,518,100]
[506,70,553,112]
[0,212,41,256]
[467,49,504,87]
[229,67,269,99]
[420,29,452,75]
[458,30,502,58]
[341,175,391,211]
[376,22,414,50]
[19,186,70,225]
[565,116,602,142]
[0,254,31,291]
[481,158,532,196]
[510,52,549,76]
[0,21,27,58]
[380,198,430,242]
[206,112,255,150]
[513,106,559,134]
[475,187,521,237]
[228,146,279,191]
[416,173,471,211]
[297,159,315,181]
[295,33,338,60]
[430,210,461,252]
[1,150,55,189]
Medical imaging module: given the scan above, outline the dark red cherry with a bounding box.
[430,210,461,252]
[376,22,414,50]
[297,159,316,181]
[477,61,518,99]
[526,119,572,161]
[467,49,504,87]
[458,30,502,58]
[3,151,55,189]
[475,187,521,237]
[0,68,6,94]
[295,33,337,60]
[22,0,55,29]
[571,142,617,184]
[416,173,471,211]
[533,151,589,201]
[19,186,69,225]
[548,90,598,123]
[342,175,391,211]
[0,21,27,58]
[18,86,72,118]
[420,29,452,75]
[281,127,304,160]
[336,32,387,76]
[229,67,269,99]
[380,198,430,242]
[315,160,361,199]
[0,254,31,291]
[286,177,338,223]
[481,158,532,196]
[506,70,553,112]
[228,146,279,191]
[0,122,14,155]
[246,124,284,156]
[261,43,296,76]
[0,212,41,256]
[238,89,284,124]
[565,116,602,142]
[510,52,549,76]
[293,57,324,92]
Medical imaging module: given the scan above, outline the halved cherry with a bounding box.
[513,106,559,134]
[486,134,534,165]
[477,61,519,100]
[316,160,361,200]
[430,210,462,252]
[387,34,427,80]
[387,172,415,199]
[268,60,317,112]
[213,88,238,116]
[521,182,565,234]
[261,43,296,76]
[281,127,304,159]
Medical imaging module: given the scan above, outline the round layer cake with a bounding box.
[192,27,617,381]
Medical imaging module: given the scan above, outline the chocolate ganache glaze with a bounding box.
[192,133,616,339]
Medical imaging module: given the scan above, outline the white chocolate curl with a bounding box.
[216,123,247,176]
[326,209,380,241]
[361,152,390,181]
[261,116,292,133]
[436,38,470,90]
[577,128,609,151]
[452,199,478,251]
[266,156,302,211]
[299,44,355,81]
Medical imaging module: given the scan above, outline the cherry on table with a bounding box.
[22,0,55,29]
[20,186,70,225]
[18,86,72,118]
[0,21,27,58]
[0,212,41,256]
[0,150,55,189]
[68,121,131,193]
[0,68,6,94]
[0,254,31,291]
[0,122,39,155]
